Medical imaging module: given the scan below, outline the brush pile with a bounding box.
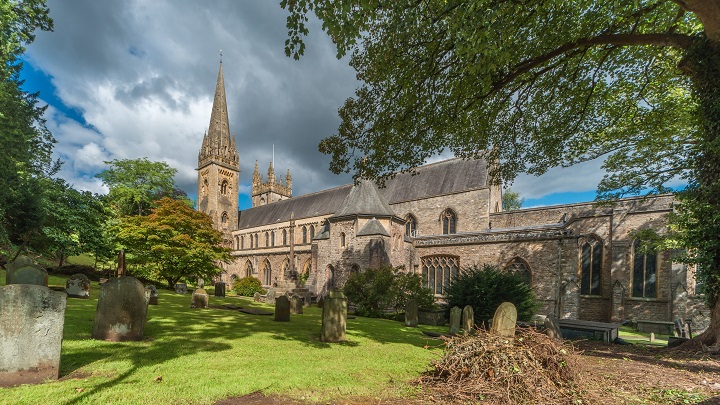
[419,327,583,404]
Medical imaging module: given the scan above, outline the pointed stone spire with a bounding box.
[252,160,261,186]
[285,168,292,190]
[267,161,275,184]
[198,61,238,170]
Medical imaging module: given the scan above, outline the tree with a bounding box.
[113,198,231,288]
[501,189,524,211]
[282,1,720,345]
[95,158,177,216]
[0,0,55,248]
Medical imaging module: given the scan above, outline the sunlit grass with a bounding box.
[1,272,446,404]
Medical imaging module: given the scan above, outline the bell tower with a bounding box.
[197,60,239,243]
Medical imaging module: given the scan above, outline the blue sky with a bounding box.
[22,0,628,211]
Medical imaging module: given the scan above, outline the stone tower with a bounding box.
[251,161,292,207]
[197,61,239,243]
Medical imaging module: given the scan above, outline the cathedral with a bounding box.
[197,62,708,328]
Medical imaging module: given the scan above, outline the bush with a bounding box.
[343,266,434,318]
[444,264,539,326]
[233,276,266,296]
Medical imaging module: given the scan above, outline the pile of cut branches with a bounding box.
[419,327,584,404]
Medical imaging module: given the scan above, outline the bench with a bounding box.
[558,319,622,343]
[636,320,675,335]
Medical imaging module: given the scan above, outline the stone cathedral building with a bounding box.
[198,62,708,328]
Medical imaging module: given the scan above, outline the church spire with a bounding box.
[198,60,238,170]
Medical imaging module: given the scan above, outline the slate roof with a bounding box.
[237,157,488,230]
[331,180,395,218]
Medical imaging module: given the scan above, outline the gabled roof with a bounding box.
[331,180,395,219]
[357,218,390,237]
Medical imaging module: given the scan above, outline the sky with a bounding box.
[22,0,617,210]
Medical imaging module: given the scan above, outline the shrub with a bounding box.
[343,266,434,318]
[444,264,539,326]
[233,276,266,296]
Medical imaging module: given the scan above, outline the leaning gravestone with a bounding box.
[145,285,159,305]
[490,302,517,337]
[462,305,474,332]
[404,299,418,327]
[449,306,462,335]
[275,295,291,321]
[92,277,149,341]
[321,290,348,342]
[66,273,90,299]
[6,255,48,286]
[290,295,303,315]
[544,314,561,339]
[175,283,187,294]
[253,292,261,302]
[304,292,313,307]
[0,284,66,386]
[266,289,276,305]
[191,288,209,309]
[214,282,226,297]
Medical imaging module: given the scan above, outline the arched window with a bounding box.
[632,240,657,298]
[263,259,272,286]
[302,226,308,244]
[310,225,315,239]
[221,211,228,225]
[254,234,259,248]
[265,232,269,247]
[283,229,287,245]
[405,214,417,237]
[302,258,312,277]
[245,260,253,278]
[580,237,603,295]
[504,257,532,287]
[495,202,500,213]
[220,180,228,195]
[240,235,244,250]
[340,232,346,247]
[351,264,360,274]
[250,235,253,249]
[421,255,459,295]
[271,231,275,247]
[441,209,457,234]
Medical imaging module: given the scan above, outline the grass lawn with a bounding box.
[618,325,671,346]
[1,270,447,404]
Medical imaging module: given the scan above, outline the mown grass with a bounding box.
[1,270,447,404]
[618,325,671,346]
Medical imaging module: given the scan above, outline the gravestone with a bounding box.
[117,250,126,277]
[197,278,204,289]
[175,283,188,294]
[304,292,313,307]
[6,255,48,287]
[65,273,90,299]
[462,305,474,332]
[92,277,149,341]
[266,289,276,305]
[544,314,561,339]
[145,285,159,305]
[290,295,303,315]
[404,299,418,327]
[490,302,517,337]
[0,284,66,386]
[99,278,108,285]
[275,295,291,321]
[214,282,226,297]
[191,288,209,308]
[253,292,261,302]
[321,290,348,342]
[449,306,462,335]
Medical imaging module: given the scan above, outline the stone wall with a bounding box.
[390,189,490,236]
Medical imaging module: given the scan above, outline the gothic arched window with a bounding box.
[632,240,658,298]
[504,257,532,287]
[405,214,417,237]
[421,255,459,295]
[441,209,457,234]
[245,260,253,278]
[302,226,307,244]
[254,234,258,248]
[271,231,275,247]
[310,225,315,239]
[580,237,603,295]
[240,235,245,250]
[265,232,269,247]
[263,259,272,286]
[340,232,346,247]
[220,180,228,195]
[283,229,287,246]
[221,212,228,225]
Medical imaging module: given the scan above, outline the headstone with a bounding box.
[117,249,126,277]
[65,273,90,299]
[197,278,204,289]
[190,288,209,308]
[92,277,149,341]
[99,278,108,285]
[266,289,276,305]
[145,285,158,305]
[404,299,418,327]
[544,314,561,339]
[253,292,261,302]
[461,305,474,332]
[449,306,462,334]
[175,283,187,294]
[321,290,348,342]
[304,292,313,307]
[650,332,656,343]
[0,285,66,386]
[274,295,291,321]
[490,302,517,337]
[214,282,226,297]
[290,295,303,315]
[6,255,48,286]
